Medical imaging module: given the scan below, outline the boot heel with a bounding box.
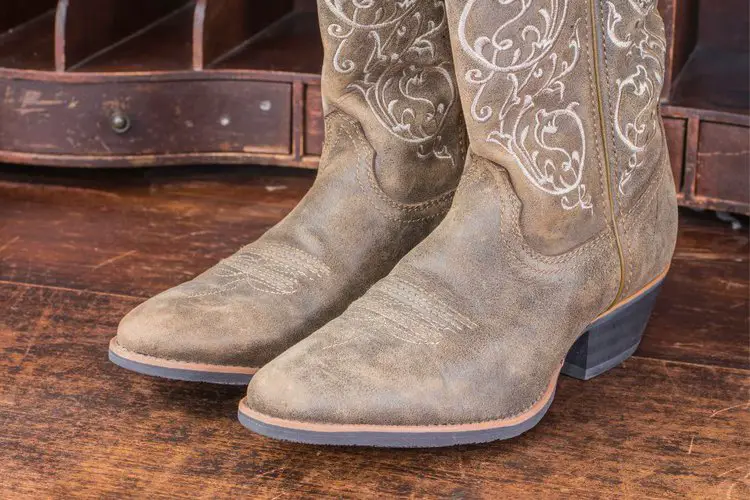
[562,281,663,380]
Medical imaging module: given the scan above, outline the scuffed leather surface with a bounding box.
[619,135,679,298]
[444,0,611,255]
[247,157,620,425]
[116,0,466,368]
[318,0,465,203]
[245,0,678,427]
[594,0,679,298]
[596,0,669,215]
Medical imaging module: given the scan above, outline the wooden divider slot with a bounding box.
[669,0,749,115]
[55,0,193,71]
[659,0,699,101]
[2,0,57,32]
[206,1,322,75]
[0,0,58,70]
[193,0,295,70]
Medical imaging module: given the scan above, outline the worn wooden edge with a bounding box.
[0,150,320,169]
[0,67,321,84]
[662,105,750,128]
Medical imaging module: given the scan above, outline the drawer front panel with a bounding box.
[696,122,749,204]
[304,84,323,157]
[0,79,292,156]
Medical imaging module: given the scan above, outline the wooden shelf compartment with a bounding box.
[659,0,749,215]
[207,9,323,76]
[0,0,746,214]
[667,0,749,116]
[0,0,58,70]
[57,0,195,72]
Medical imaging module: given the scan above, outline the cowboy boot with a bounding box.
[109,0,466,384]
[239,0,678,445]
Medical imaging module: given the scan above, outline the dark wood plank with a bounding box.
[0,10,56,70]
[193,0,293,70]
[56,0,190,71]
[642,258,749,370]
[0,165,314,298]
[663,117,686,192]
[696,122,750,205]
[304,84,324,156]
[0,281,747,498]
[0,0,57,32]
[2,163,745,371]
[638,209,749,369]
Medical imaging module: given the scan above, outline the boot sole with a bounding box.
[237,271,666,447]
[108,338,257,385]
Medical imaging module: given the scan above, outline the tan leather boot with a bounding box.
[239,0,678,445]
[109,0,466,384]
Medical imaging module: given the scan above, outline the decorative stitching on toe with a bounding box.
[185,242,331,298]
[347,276,477,346]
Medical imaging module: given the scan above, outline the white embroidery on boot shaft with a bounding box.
[458,0,592,212]
[605,0,666,195]
[323,0,458,164]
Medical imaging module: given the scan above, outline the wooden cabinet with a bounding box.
[658,0,749,214]
[0,0,322,169]
[0,0,747,214]
[0,79,292,160]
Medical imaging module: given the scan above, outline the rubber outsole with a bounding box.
[237,374,558,448]
[108,339,256,385]
[237,275,666,447]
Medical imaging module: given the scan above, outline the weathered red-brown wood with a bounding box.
[695,123,750,206]
[1,282,748,498]
[304,84,324,157]
[1,164,748,497]
[662,117,686,192]
[0,0,747,214]
[0,79,293,160]
[0,165,314,298]
[193,0,293,70]
[55,0,190,71]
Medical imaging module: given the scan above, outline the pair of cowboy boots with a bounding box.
[110,0,678,447]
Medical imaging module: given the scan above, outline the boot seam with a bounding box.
[583,5,609,213]
[589,0,627,306]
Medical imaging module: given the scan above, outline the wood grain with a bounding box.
[0,165,314,298]
[1,166,745,368]
[0,0,748,217]
[1,281,747,498]
[0,166,748,498]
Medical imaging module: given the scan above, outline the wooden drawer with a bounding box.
[0,79,292,157]
[696,122,750,205]
[304,84,324,157]
[663,117,686,192]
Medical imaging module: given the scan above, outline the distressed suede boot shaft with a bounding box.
[240,0,679,446]
[110,0,466,384]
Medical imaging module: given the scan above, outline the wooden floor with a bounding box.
[1,164,748,499]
